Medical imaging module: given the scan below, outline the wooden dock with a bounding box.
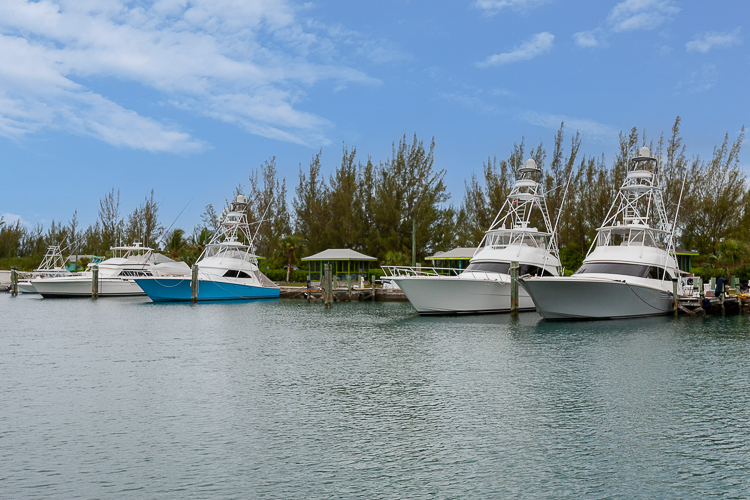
[279,286,407,302]
[676,295,748,316]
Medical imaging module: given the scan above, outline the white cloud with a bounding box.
[675,64,718,94]
[474,0,549,15]
[0,213,31,228]
[607,0,680,32]
[522,111,618,142]
[573,29,606,49]
[686,29,742,53]
[478,32,554,68]
[0,0,382,151]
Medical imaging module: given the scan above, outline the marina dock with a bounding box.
[279,285,407,302]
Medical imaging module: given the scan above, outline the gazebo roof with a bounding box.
[301,248,377,261]
[427,247,477,260]
[674,247,699,255]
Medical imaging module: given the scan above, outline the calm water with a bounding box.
[1,294,749,499]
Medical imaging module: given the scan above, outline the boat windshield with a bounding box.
[203,244,252,261]
[463,261,554,277]
[574,262,672,279]
[485,230,548,249]
[464,262,510,274]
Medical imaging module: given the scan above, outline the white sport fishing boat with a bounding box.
[31,243,189,298]
[518,146,682,320]
[134,194,280,302]
[16,245,71,294]
[383,158,561,314]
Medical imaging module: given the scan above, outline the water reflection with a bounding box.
[0,294,748,498]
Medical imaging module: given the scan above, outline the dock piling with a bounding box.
[10,266,18,297]
[190,265,198,303]
[324,263,333,308]
[510,261,519,316]
[91,264,99,299]
[672,278,678,317]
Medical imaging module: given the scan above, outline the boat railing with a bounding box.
[381,265,462,278]
[381,265,506,281]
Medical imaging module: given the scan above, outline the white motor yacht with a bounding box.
[134,194,280,302]
[383,158,561,315]
[31,243,189,298]
[518,147,681,320]
[16,245,71,294]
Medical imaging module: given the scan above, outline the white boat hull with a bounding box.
[392,276,536,315]
[17,281,38,294]
[518,277,674,320]
[31,276,145,297]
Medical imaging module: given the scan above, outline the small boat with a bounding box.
[16,245,71,294]
[518,146,682,320]
[383,158,561,315]
[134,195,279,302]
[31,243,188,298]
[0,270,11,292]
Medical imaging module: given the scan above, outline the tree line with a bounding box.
[2,119,747,279]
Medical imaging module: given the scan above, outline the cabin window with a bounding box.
[223,270,252,278]
[120,270,153,277]
[464,261,511,274]
[574,262,650,277]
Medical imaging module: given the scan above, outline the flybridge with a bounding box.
[589,146,672,253]
[476,158,560,265]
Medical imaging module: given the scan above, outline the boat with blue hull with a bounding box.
[135,194,279,302]
[136,277,279,302]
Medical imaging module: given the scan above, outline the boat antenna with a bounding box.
[156,197,193,248]
[663,173,687,282]
[542,169,574,276]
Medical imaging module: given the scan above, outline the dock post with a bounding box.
[371,273,375,302]
[510,261,519,316]
[10,266,18,297]
[91,264,99,299]
[672,278,679,317]
[306,275,311,303]
[324,263,333,308]
[190,264,198,303]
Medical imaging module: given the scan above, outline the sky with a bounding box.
[1,0,748,232]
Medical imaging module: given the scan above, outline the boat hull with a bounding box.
[17,281,38,294]
[518,277,674,320]
[391,276,535,315]
[31,277,145,297]
[134,276,280,302]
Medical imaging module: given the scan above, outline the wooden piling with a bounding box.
[306,275,311,303]
[190,264,198,303]
[91,264,99,299]
[10,266,18,297]
[371,275,375,302]
[324,263,333,308]
[510,261,519,316]
[672,278,678,317]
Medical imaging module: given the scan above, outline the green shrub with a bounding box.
[369,268,384,280]
[0,256,43,272]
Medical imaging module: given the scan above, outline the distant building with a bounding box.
[65,254,104,271]
[301,249,377,281]
[675,247,699,273]
[427,247,476,273]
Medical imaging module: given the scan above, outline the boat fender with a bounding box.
[702,297,712,309]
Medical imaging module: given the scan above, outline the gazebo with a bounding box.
[675,247,699,273]
[426,247,476,274]
[301,249,377,282]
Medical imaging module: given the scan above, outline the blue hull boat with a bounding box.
[135,276,280,302]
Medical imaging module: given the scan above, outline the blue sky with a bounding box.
[1,0,747,232]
